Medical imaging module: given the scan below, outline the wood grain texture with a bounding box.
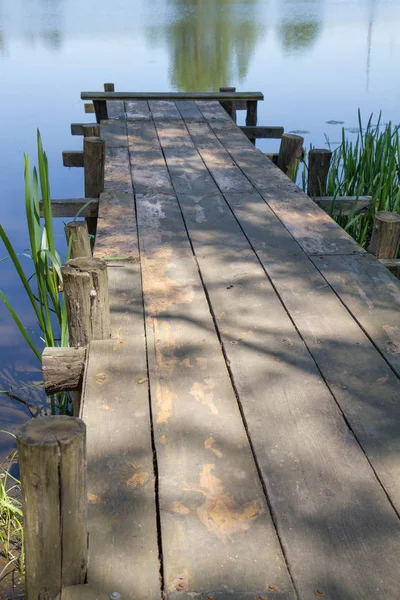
[63,151,84,168]
[307,149,332,197]
[195,100,232,121]
[65,221,92,259]
[42,347,86,395]
[178,190,400,600]
[81,340,161,600]
[311,252,400,377]
[82,91,264,101]
[17,417,87,600]
[39,198,98,218]
[125,100,151,120]
[99,120,128,147]
[84,137,105,198]
[136,192,295,599]
[224,191,400,512]
[174,100,205,122]
[149,100,181,120]
[369,211,400,259]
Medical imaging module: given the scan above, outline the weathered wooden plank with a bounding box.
[39,198,98,218]
[94,190,138,261]
[82,91,264,101]
[155,121,218,195]
[63,151,84,168]
[84,103,95,113]
[186,122,255,192]
[136,192,295,599]
[102,145,133,195]
[99,120,128,147]
[311,253,400,377]
[81,340,161,600]
[211,134,365,255]
[125,100,151,121]
[107,263,143,341]
[223,191,400,510]
[178,190,400,599]
[71,123,99,136]
[106,100,125,119]
[314,196,372,215]
[174,100,205,121]
[240,125,284,139]
[195,100,231,121]
[149,100,182,120]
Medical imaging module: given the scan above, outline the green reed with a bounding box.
[304,112,400,251]
[0,131,71,415]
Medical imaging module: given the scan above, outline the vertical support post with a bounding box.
[369,211,400,259]
[17,416,87,600]
[307,149,332,197]
[104,82,115,92]
[93,100,108,123]
[84,136,105,239]
[246,100,258,126]
[65,221,92,259]
[82,123,100,138]
[277,133,304,182]
[219,86,237,123]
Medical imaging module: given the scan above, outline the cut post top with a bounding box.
[17,415,86,446]
[81,91,264,101]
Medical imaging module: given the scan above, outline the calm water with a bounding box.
[1,0,400,457]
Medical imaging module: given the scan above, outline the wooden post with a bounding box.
[61,257,111,347]
[277,133,304,181]
[93,100,108,123]
[16,416,87,600]
[219,86,237,123]
[307,149,332,197]
[84,136,105,239]
[82,123,100,138]
[42,347,86,395]
[369,211,400,259]
[104,82,115,92]
[246,100,258,126]
[65,221,92,259]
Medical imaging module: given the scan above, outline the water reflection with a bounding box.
[278,0,323,54]
[160,0,266,90]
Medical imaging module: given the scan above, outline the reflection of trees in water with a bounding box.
[165,0,265,91]
[278,0,323,54]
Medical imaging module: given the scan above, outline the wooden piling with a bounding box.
[61,257,110,348]
[369,211,400,259]
[219,86,237,123]
[65,221,92,259]
[277,133,304,181]
[84,136,105,238]
[16,416,87,600]
[83,123,100,138]
[104,82,115,92]
[42,347,86,395]
[246,100,258,126]
[307,149,332,197]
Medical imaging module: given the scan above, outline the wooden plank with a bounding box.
[177,190,400,599]
[315,196,372,215]
[136,192,295,599]
[63,151,84,168]
[81,340,161,600]
[71,123,98,136]
[240,125,284,139]
[155,121,219,195]
[127,122,174,195]
[148,100,181,120]
[84,102,95,113]
[174,100,205,122]
[125,100,151,121]
[195,100,231,121]
[222,191,400,510]
[107,263,143,341]
[186,122,255,193]
[82,91,264,101]
[99,120,128,147]
[310,253,400,377]
[106,100,125,119]
[211,135,365,255]
[39,198,98,218]
[102,145,133,195]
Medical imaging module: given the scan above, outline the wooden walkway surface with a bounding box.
[77,99,400,600]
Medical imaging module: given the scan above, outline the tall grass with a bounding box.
[0,434,24,581]
[305,112,400,251]
[0,130,71,414]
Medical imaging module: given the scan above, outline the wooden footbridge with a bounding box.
[17,87,400,600]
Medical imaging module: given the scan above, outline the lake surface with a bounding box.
[1,0,400,458]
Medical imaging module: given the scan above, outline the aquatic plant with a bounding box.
[303,112,400,252]
[0,434,24,581]
[0,131,71,414]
